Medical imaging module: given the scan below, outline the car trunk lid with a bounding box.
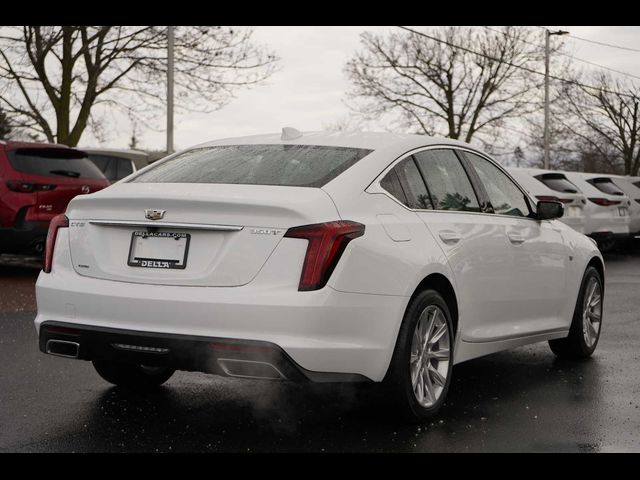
[65,183,340,286]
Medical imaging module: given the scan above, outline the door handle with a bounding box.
[507,232,525,245]
[438,230,462,244]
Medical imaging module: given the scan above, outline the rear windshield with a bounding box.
[587,177,625,196]
[8,148,106,180]
[131,144,373,187]
[535,173,580,193]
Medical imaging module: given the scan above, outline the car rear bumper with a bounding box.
[0,222,48,254]
[39,321,370,382]
[35,236,408,382]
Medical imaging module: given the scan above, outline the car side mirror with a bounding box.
[536,200,564,220]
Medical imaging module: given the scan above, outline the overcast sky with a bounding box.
[80,26,640,151]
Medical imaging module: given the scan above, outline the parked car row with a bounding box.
[508,167,640,251]
[0,141,148,255]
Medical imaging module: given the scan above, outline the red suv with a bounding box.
[0,141,109,255]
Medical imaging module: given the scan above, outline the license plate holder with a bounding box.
[128,231,190,269]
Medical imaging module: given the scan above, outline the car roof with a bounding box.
[1,140,70,151]
[79,147,149,160]
[196,131,472,152]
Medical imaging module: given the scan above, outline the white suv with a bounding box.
[610,175,640,241]
[35,131,604,421]
[507,167,587,234]
[562,171,631,251]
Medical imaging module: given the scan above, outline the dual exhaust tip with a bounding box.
[45,340,286,380]
[46,339,80,359]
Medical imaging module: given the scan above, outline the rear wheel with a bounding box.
[93,360,175,389]
[549,266,603,359]
[384,289,454,422]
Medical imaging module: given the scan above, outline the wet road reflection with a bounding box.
[1,253,639,452]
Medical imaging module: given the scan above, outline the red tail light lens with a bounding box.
[536,195,560,202]
[43,214,69,273]
[284,220,365,291]
[536,195,573,204]
[6,180,35,193]
[588,198,621,207]
[6,181,57,192]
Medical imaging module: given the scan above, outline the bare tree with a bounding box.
[559,73,640,176]
[0,106,11,139]
[0,26,278,146]
[345,26,549,147]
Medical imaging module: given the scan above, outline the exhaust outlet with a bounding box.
[46,339,80,359]
[217,358,286,380]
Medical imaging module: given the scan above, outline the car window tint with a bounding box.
[535,173,581,193]
[380,169,408,205]
[587,178,625,196]
[392,158,433,210]
[132,144,372,188]
[466,152,530,217]
[413,150,480,212]
[8,148,106,180]
[87,154,118,181]
[116,158,134,179]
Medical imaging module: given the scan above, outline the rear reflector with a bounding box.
[588,198,621,207]
[45,325,81,336]
[284,220,365,291]
[43,214,69,273]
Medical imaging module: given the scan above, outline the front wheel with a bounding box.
[384,289,454,422]
[549,266,603,359]
[93,360,175,389]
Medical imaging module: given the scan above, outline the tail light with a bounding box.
[6,180,35,193]
[536,195,560,202]
[43,214,69,273]
[6,180,56,193]
[536,195,573,204]
[588,198,621,207]
[284,220,365,291]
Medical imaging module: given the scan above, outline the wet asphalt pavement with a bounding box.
[1,252,639,452]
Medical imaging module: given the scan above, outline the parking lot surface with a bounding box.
[1,253,639,452]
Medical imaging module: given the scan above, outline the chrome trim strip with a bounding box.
[88,220,244,231]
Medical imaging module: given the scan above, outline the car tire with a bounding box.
[383,289,454,423]
[549,266,603,359]
[92,360,175,389]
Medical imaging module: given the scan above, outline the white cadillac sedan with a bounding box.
[35,130,604,422]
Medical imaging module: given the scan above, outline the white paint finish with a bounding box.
[563,172,631,235]
[610,175,640,233]
[66,183,340,286]
[36,132,603,382]
[376,214,412,242]
[507,167,586,233]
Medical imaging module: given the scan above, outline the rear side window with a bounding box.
[379,169,408,205]
[466,152,530,217]
[414,150,480,212]
[132,144,372,188]
[388,158,433,209]
[535,173,580,193]
[88,154,133,181]
[8,148,106,180]
[587,178,625,196]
